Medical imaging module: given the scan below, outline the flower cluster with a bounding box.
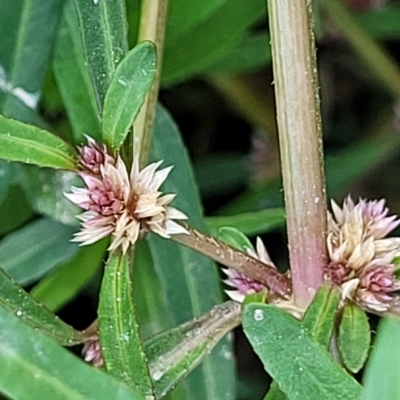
[82,338,103,368]
[326,197,400,312]
[65,137,188,254]
[222,237,271,302]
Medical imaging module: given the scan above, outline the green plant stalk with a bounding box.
[267,0,327,307]
[133,0,168,166]
[319,0,400,99]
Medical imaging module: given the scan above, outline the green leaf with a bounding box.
[0,115,77,170]
[73,0,128,113]
[363,317,400,400]
[145,105,235,399]
[102,41,157,150]
[0,267,82,346]
[98,251,153,395]
[338,303,371,373]
[206,208,286,237]
[242,304,363,400]
[146,301,241,399]
[53,0,101,142]
[18,165,80,225]
[0,218,79,285]
[302,285,340,348]
[30,239,107,312]
[162,0,264,85]
[209,33,271,75]
[216,226,253,251]
[0,0,62,122]
[264,286,340,400]
[0,306,145,400]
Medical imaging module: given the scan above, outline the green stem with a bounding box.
[133,0,169,166]
[319,0,400,99]
[267,0,327,307]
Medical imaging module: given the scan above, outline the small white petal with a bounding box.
[224,290,245,303]
[165,220,189,235]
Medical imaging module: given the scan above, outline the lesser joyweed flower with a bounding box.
[222,237,272,302]
[65,138,188,254]
[326,196,400,312]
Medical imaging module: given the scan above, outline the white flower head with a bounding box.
[66,139,188,254]
[326,196,400,312]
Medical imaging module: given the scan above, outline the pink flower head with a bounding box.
[79,135,115,174]
[65,139,188,254]
[82,338,103,368]
[222,237,271,303]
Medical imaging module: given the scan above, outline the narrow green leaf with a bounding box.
[338,303,371,373]
[0,267,82,346]
[216,226,253,251]
[148,105,235,399]
[53,0,101,142]
[0,0,62,122]
[302,285,340,348]
[98,251,153,395]
[73,0,128,112]
[0,115,77,170]
[363,317,400,400]
[102,42,157,150]
[242,304,363,400]
[0,218,79,285]
[146,301,241,399]
[30,239,107,312]
[0,306,144,400]
[18,165,80,225]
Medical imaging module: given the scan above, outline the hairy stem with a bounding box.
[172,224,292,299]
[267,0,327,307]
[133,0,169,166]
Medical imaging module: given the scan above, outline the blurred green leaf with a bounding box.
[53,0,101,142]
[73,0,128,112]
[0,267,82,345]
[133,240,171,339]
[102,41,157,150]
[206,208,285,237]
[209,33,271,75]
[0,115,77,170]
[166,0,227,44]
[146,105,235,399]
[146,301,240,399]
[363,317,400,399]
[243,304,362,400]
[0,218,79,285]
[338,303,370,374]
[30,239,107,312]
[98,251,153,395]
[195,153,250,198]
[0,161,34,235]
[302,285,340,349]
[162,0,264,85]
[18,165,80,226]
[216,226,253,251]
[0,306,144,400]
[357,7,400,41]
[0,0,62,122]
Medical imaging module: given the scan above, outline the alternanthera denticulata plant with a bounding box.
[1,0,400,399]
